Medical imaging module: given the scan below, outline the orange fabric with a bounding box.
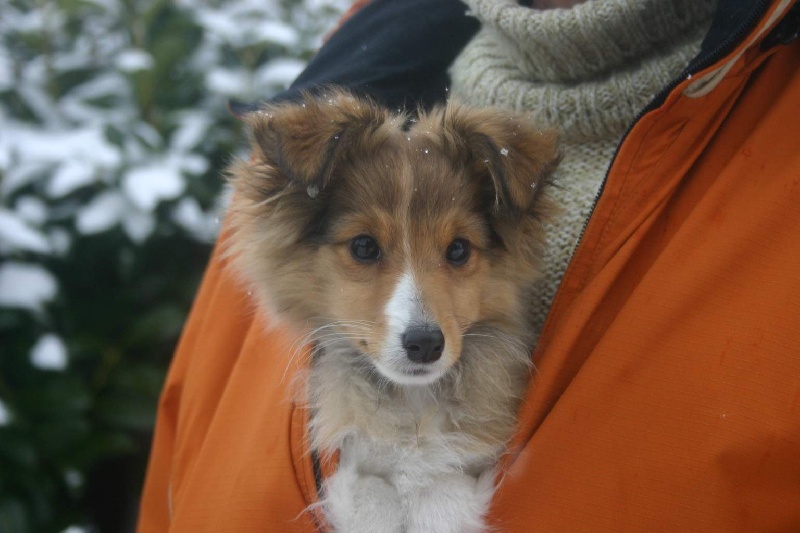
[323,0,373,41]
[138,3,800,531]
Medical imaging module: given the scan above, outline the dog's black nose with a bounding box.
[402,328,445,363]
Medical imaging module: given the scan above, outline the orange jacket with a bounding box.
[138,1,800,531]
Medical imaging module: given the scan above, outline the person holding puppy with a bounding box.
[139,0,800,531]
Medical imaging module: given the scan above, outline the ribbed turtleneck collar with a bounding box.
[451,0,717,142]
[466,0,717,82]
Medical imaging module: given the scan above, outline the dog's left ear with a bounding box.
[244,90,392,192]
[440,106,561,215]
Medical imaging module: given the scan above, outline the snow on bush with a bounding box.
[0,399,10,426]
[0,262,58,312]
[30,334,68,371]
[1,0,350,347]
[0,0,347,529]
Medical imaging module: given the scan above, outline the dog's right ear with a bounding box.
[436,104,560,218]
[243,90,392,193]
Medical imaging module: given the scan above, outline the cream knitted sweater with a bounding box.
[450,0,716,334]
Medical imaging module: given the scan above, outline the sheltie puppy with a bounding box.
[226,89,560,532]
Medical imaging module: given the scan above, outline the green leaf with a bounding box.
[17,377,92,418]
[106,362,165,399]
[33,418,91,457]
[62,431,137,470]
[0,429,38,469]
[56,0,105,16]
[0,498,29,533]
[94,394,157,432]
[127,305,187,345]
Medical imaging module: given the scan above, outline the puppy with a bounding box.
[226,90,559,532]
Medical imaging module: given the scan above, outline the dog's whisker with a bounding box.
[281,325,363,384]
[316,320,374,329]
[307,317,377,326]
[307,328,374,338]
[462,331,529,351]
[306,331,368,339]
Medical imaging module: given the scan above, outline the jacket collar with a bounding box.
[230,0,797,117]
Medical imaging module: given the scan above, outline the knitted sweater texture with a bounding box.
[450,0,716,334]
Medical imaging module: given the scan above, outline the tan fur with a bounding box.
[225,89,560,530]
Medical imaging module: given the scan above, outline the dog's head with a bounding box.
[228,90,559,386]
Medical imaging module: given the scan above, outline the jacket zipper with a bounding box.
[574,0,771,247]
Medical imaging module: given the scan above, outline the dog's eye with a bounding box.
[445,239,471,266]
[350,235,381,263]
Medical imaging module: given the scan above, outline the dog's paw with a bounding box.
[406,469,497,533]
[323,465,404,533]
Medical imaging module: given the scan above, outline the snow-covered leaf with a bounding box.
[0,52,12,92]
[0,399,10,426]
[0,125,122,168]
[172,197,218,242]
[48,228,72,255]
[48,160,96,198]
[171,112,211,152]
[116,49,154,72]
[12,197,47,226]
[123,164,185,211]
[177,154,209,175]
[134,122,163,149]
[122,209,155,243]
[30,334,68,371]
[76,191,124,234]
[0,209,52,254]
[0,262,57,312]
[256,58,305,89]
[205,67,249,97]
[0,161,50,196]
[67,72,128,101]
[253,20,300,48]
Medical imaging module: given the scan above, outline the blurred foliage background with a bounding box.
[0,0,347,530]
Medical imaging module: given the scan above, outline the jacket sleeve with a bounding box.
[232,0,479,113]
[137,233,251,531]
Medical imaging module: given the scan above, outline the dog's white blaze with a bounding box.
[379,270,450,386]
[385,270,420,333]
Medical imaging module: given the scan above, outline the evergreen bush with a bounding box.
[0,1,346,530]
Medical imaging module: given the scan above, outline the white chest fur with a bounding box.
[307,331,531,532]
[323,434,498,533]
